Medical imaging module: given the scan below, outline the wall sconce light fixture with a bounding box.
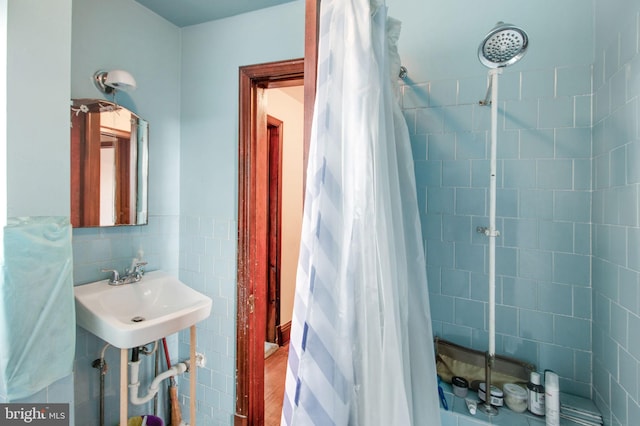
[93,69,137,94]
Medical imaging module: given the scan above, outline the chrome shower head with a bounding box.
[478,22,529,68]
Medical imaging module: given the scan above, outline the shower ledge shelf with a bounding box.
[74,270,212,348]
[438,381,601,426]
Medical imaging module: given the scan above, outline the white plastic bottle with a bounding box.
[545,370,560,426]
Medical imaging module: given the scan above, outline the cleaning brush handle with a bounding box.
[170,386,182,426]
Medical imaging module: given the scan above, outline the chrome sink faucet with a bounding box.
[101,261,148,286]
[101,268,122,285]
[128,261,148,282]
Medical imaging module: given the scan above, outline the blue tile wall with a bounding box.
[176,215,237,426]
[416,3,639,424]
[72,215,180,285]
[405,60,594,398]
[591,6,640,425]
[69,214,234,426]
[72,215,180,426]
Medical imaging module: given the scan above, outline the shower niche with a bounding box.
[70,99,149,228]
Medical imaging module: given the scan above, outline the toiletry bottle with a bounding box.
[545,371,560,426]
[527,371,545,416]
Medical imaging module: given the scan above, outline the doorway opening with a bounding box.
[236,4,320,425]
[236,58,304,426]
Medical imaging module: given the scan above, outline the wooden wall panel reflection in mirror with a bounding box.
[71,99,149,227]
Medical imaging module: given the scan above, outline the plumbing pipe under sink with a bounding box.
[128,359,190,405]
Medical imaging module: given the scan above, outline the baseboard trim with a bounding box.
[277,321,291,345]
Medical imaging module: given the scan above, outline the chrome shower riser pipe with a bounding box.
[476,20,527,417]
[476,68,502,417]
[487,68,500,360]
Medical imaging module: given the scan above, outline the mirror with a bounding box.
[70,99,149,227]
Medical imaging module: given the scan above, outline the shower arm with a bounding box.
[479,68,502,106]
[480,78,493,106]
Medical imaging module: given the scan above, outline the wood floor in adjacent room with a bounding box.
[265,343,289,425]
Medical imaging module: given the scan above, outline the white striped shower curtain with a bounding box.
[282,0,441,424]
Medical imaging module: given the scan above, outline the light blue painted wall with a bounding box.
[592,0,640,424]
[0,0,6,224]
[391,0,596,399]
[71,0,182,220]
[70,0,182,285]
[1,0,74,420]
[70,0,182,424]
[386,0,593,83]
[68,1,304,423]
[178,3,304,424]
[180,1,305,216]
[7,0,71,217]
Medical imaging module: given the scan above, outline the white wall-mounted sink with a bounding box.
[74,270,212,348]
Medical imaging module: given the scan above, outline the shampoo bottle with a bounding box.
[545,370,560,426]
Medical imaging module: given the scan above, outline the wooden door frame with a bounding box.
[235,2,319,424]
[236,59,305,426]
[303,0,320,174]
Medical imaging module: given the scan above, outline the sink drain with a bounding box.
[131,316,145,323]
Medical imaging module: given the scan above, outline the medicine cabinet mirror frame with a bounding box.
[70,99,149,228]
